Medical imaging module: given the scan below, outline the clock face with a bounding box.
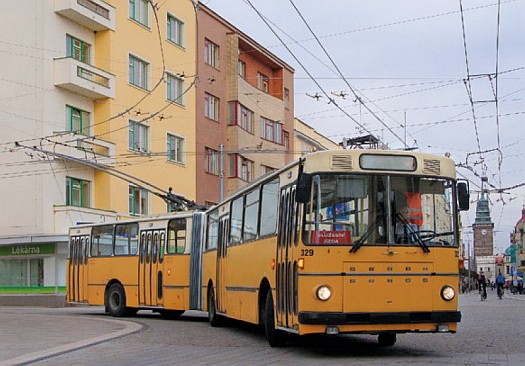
[481,229,487,236]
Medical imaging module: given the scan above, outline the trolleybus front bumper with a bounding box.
[298,311,461,325]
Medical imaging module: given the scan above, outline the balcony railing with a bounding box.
[54,0,115,31]
[54,57,115,99]
[77,66,110,88]
[77,0,109,19]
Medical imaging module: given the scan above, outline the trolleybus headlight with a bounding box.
[316,285,332,301]
[441,286,455,301]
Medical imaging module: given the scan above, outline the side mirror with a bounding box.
[296,172,312,203]
[457,181,470,211]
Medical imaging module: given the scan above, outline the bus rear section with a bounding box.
[66,212,205,316]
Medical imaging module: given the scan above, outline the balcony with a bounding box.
[54,57,115,99]
[55,0,115,31]
[52,132,116,166]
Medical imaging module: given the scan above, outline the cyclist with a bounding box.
[496,271,505,299]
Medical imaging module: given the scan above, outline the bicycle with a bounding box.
[497,284,504,300]
[480,287,487,301]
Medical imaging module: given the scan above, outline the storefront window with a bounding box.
[0,258,43,287]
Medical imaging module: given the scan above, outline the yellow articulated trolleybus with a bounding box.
[203,149,470,347]
[67,211,206,317]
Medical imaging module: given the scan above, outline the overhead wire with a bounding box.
[288,0,415,149]
[494,0,503,191]
[459,0,482,155]
[242,0,375,138]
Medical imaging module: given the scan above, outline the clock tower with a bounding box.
[472,192,494,256]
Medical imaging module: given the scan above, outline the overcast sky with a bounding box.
[204,0,525,254]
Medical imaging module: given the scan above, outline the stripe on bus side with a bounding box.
[225,286,258,293]
[297,272,459,277]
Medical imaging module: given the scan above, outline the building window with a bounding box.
[129,54,149,90]
[205,147,219,175]
[204,93,219,121]
[66,177,90,207]
[129,185,148,215]
[283,131,290,150]
[129,0,149,27]
[128,120,149,152]
[229,154,254,182]
[166,73,185,106]
[204,39,219,68]
[167,133,184,164]
[66,105,90,135]
[167,14,184,47]
[284,88,290,109]
[66,35,90,64]
[257,72,269,93]
[261,117,283,144]
[261,165,276,175]
[238,60,246,78]
[228,102,254,133]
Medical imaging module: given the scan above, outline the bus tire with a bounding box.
[106,283,129,317]
[378,333,396,347]
[264,291,287,347]
[208,286,221,327]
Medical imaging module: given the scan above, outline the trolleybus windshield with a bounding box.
[302,174,456,249]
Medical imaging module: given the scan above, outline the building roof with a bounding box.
[474,192,493,224]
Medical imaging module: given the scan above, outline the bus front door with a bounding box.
[275,186,298,330]
[139,230,162,307]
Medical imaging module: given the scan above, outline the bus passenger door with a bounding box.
[216,216,229,313]
[68,236,89,303]
[139,230,162,306]
[138,232,148,305]
[79,237,89,302]
[68,237,77,302]
[150,231,160,306]
[157,231,165,306]
[276,186,298,329]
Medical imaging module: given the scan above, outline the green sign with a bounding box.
[0,243,56,256]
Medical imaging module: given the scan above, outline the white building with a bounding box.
[477,255,497,283]
[0,1,118,288]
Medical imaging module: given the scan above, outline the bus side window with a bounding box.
[91,225,113,256]
[167,218,187,254]
[159,232,165,263]
[260,178,279,237]
[230,196,243,246]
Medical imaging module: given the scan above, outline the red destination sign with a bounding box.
[311,230,352,245]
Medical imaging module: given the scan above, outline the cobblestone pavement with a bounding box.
[1,292,524,366]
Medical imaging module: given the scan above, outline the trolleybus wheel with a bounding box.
[208,286,222,327]
[264,291,287,347]
[378,333,396,347]
[106,283,129,317]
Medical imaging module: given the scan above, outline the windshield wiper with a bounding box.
[350,214,383,253]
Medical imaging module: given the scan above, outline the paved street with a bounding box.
[1,292,524,366]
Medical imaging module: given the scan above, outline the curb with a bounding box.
[0,317,143,366]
